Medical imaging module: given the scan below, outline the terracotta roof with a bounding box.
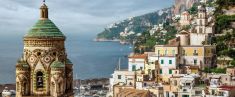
[178,30,189,34]
[167,37,180,46]
[219,85,235,91]
[129,54,147,59]
[118,88,151,97]
[182,11,190,15]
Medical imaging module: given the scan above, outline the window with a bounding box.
[160,69,162,74]
[186,83,191,86]
[199,28,203,33]
[144,83,147,87]
[161,60,164,64]
[182,50,186,55]
[195,91,202,94]
[169,70,172,74]
[172,50,175,55]
[166,91,169,97]
[194,49,198,56]
[158,50,160,55]
[183,59,186,64]
[174,80,177,86]
[182,95,189,97]
[132,65,136,71]
[118,75,122,79]
[194,59,197,65]
[148,69,151,74]
[169,60,172,64]
[165,50,168,55]
[212,90,215,95]
[36,71,43,89]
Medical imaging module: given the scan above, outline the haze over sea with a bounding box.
[0,33,132,84]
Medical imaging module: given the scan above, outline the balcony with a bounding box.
[193,53,198,56]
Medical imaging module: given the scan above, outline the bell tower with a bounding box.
[16,1,74,97]
[196,5,207,34]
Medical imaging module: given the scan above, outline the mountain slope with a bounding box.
[96,8,172,40]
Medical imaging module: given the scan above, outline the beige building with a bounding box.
[180,11,191,26]
[16,2,73,97]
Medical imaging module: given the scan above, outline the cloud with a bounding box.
[0,0,173,35]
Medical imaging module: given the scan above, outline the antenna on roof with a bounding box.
[115,58,121,70]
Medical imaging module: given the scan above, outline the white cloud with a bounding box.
[0,0,173,35]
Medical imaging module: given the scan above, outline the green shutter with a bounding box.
[169,60,172,64]
[160,69,162,74]
[161,60,164,64]
[132,65,136,71]
[169,70,172,74]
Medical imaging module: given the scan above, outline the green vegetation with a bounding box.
[203,67,226,73]
[215,15,235,33]
[215,0,235,9]
[188,3,199,15]
[97,8,171,40]
[213,0,235,68]
[134,23,177,53]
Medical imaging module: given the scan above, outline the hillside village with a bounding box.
[107,0,235,97]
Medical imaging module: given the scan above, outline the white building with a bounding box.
[128,54,147,71]
[109,70,135,92]
[149,24,164,36]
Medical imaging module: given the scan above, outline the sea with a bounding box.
[0,33,133,84]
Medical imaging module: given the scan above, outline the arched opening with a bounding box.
[199,28,203,33]
[36,71,44,89]
[50,82,55,96]
[16,82,20,92]
[23,82,27,95]
[200,20,202,25]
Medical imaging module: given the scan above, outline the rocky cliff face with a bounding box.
[174,0,199,15]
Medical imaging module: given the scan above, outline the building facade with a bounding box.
[128,54,147,71]
[16,2,73,97]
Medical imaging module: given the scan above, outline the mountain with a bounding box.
[96,8,172,40]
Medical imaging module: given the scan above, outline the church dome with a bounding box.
[25,19,65,38]
[51,60,65,68]
[24,2,65,39]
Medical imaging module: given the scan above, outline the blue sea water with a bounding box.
[0,33,132,84]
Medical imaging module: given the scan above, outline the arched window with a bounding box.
[36,71,43,89]
[200,20,202,25]
[199,28,203,33]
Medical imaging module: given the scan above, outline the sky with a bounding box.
[0,0,173,36]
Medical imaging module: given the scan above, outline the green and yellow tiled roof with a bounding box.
[25,19,65,38]
[51,60,65,68]
[66,59,73,65]
[17,60,29,68]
